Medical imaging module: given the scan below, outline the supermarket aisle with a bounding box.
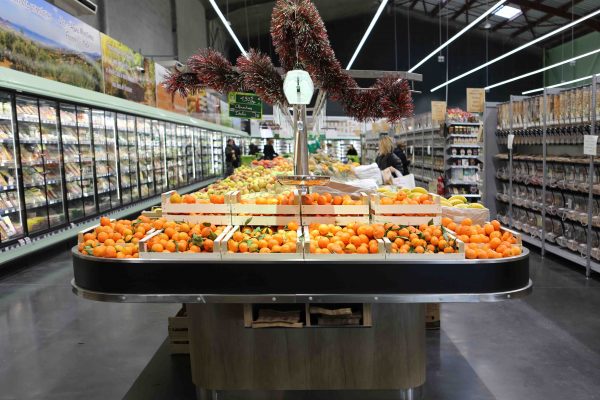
[1,248,600,400]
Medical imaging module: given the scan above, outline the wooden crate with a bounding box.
[168,306,190,354]
[220,225,304,260]
[302,226,385,260]
[141,207,162,219]
[161,190,232,225]
[301,192,370,225]
[230,190,301,226]
[370,194,442,226]
[383,233,465,260]
[138,226,231,260]
[77,219,114,243]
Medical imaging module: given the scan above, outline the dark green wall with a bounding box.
[545,32,600,87]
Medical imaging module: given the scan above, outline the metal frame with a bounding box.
[71,278,533,304]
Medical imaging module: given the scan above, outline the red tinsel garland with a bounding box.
[166,0,413,122]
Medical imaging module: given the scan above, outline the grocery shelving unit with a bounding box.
[324,138,362,162]
[0,67,247,251]
[491,80,600,275]
[395,113,443,187]
[444,121,484,200]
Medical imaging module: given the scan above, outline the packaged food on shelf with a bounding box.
[221,223,303,260]
[303,222,385,260]
[301,191,370,225]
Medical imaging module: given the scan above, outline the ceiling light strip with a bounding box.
[208,0,248,57]
[346,0,389,70]
[408,0,507,73]
[430,7,600,92]
[485,48,600,90]
[522,74,597,95]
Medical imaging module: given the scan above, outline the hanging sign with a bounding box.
[467,88,485,113]
[228,92,262,119]
[431,101,447,122]
[583,135,598,156]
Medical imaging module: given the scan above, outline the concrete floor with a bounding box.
[1,248,600,400]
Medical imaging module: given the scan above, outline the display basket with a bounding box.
[302,226,386,260]
[220,225,304,260]
[301,192,370,225]
[161,190,232,225]
[383,232,465,260]
[138,226,232,260]
[229,190,301,226]
[370,194,442,226]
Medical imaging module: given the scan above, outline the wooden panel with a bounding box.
[187,303,425,390]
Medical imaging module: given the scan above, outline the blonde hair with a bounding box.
[378,136,394,156]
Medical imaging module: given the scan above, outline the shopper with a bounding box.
[376,136,405,172]
[393,141,410,175]
[346,144,358,156]
[232,140,241,168]
[225,139,236,175]
[326,143,334,156]
[263,138,278,160]
[249,140,259,155]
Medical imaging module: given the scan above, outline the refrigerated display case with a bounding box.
[0,67,247,251]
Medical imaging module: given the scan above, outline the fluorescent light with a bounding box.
[346,0,389,70]
[430,8,600,92]
[408,0,506,73]
[493,5,521,19]
[485,48,600,90]
[522,74,597,95]
[208,0,248,58]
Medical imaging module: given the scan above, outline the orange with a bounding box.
[271,245,282,253]
[105,246,117,258]
[491,220,501,231]
[93,245,106,257]
[318,224,330,236]
[104,238,115,247]
[350,235,362,247]
[317,195,328,205]
[259,247,271,253]
[318,236,330,249]
[359,234,370,244]
[165,241,176,252]
[97,231,109,243]
[369,241,379,254]
[280,244,291,253]
[151,243,164,253]
[227,240,239,252]
[373,226,385,239]
[461,218,473,226]
[332,196,343,205]
[466,248,477,259]
[100,216,111,226]
[511,246,522,256]
[345,243,357,253]
[444,246,454,253]
[386,230,398,241]
[484,224,495,235]
[287,221,299,231]
[477,249,488,259]
[238,242,249,253]
[357,245,368,254]
[489,238,501,250]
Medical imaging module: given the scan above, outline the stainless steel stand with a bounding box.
[293,105,309,176]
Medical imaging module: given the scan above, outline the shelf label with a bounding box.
[467,88,485,113]
[507,134,515,150]
[228,92,262,119]
[583,135,598,156]
[431,101,447,122]
[427,146,431,155]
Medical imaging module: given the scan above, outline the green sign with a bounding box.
[228,92,262,119]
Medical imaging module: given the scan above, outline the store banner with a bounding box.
[100,33,156,106]
[467,88,485,113]
[155,63,186,114]
[0,0,103,91]
[431,101,447,122]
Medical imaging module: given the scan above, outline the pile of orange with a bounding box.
[79,215,154,258]
[441,217,522,259]
[226,221,299,253]
[380,192,433,205]
[308,222,382,254]
[146,220,225,253]
[386,223,458,254]
[241,192,296,205]
[169,192,226,204]
[302,192,363,206]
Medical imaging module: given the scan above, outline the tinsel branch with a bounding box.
[163,71,204,98]
[236,50,286,105]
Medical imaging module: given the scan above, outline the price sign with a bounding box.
[583,135,598,156]
[467,88,485,113]
[431,101,447,122]
[507,134,515,150]
[228,92,262,119]
[427,146,431,155]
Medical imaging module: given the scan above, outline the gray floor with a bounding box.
[1,248,600,400]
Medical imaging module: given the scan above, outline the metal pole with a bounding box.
[293,105,309,176]
[509,96,514,228]
[541,90,548,257]
[586,75,597,278]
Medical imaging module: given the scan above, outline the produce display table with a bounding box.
[71,247,531,400]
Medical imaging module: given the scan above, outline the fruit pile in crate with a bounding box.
[301,191,370,225]
[371,187,442,225]
[221,222,303,260]
[77,216,155,258]
[229,191,300,226]
[304,222,385,259]
[384,222,464,260]
[442,217,522,259]
[161,190,231,225]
